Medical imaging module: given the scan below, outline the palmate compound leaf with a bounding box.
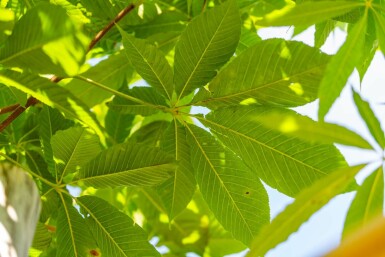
[247,164,366,257]
[256,1,364,28]
[157,119,196,220]
[119,27,174,100]
[185,124,270,245]
[77,195,160,257]
[0,70,104,138]
[173,0,241,101]
[318,12,368,120]
[0,3,88,76]
[343,166,384,238]
[192,39,329,109]
[56,194,98,257]
[51,126,101,183]
[76,141,175,188]
[201,106,347,196]
[254,110,373,149]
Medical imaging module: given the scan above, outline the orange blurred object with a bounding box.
[325,216,385,257]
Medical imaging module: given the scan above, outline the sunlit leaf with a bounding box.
[318,14,368,120]
[77,195,160,257]
[186,124,269,245]
[202,106,347,196]
[174,0,241,100]
[77,142,174,187]
[193,39,329,108]
[343,166,384,237]
[352,89,385,149]
[120,28,174,100]
[0,4,88,76]
[255,109,373,149]
[256,1,364,27]
[247,165,365,257]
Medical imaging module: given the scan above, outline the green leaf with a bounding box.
[157,120,196,220]
[77,142,175,188]
[56,194,97,257]
[256,1,364,27]
[108,86,168,116]
[255,110,373,149]
[120,28,174,100]
[193,39,329,108]
[343,166,384,237]
[39,106,74,176]
[174,0,241,100]
[352,89,385,149]
[247,164,365,257]
[236,28,261,55]
[64,52,133,108]
[0,70,104,138]
[77,195,160,257]
[186,124,270,245]
[315,20,336,48]
[130,120,170,146]
[51,126,101,182]
[202,106,347,196]
[318,14,368,120]
[0,4,88,76]
[31,222,52,251]
[105,109,134,145]
[373,8,385,56]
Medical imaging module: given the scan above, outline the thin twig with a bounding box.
[0,3,137,133]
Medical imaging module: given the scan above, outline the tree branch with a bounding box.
[0,3,137,133]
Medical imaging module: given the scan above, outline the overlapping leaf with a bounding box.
[255,110,372,149]
[56,194,97,257]
[247,165,365,257]
[77,195,160,257]
[51,126,101,182]
[343,166,384,237]
[193,39,329,108]
[157,120,196,220]
[202,106,347,196]
[0,70,104,137]
[0,3,88,76]
[108,86,168,116]
[256,1,364,27]
[318,14,368,120]
[77,142,174,187]
[64,52,133,108]
[186,124,269,245]
[174,0,241,100]
[105,109,134,145]
[120,28,174,100]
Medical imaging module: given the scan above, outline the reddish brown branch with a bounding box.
[0,3,136,133]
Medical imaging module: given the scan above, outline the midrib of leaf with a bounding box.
[75,198,127,257]
[194,65,326,105]
[74,75,167,112]
[195,115,327,175]
[177,4,231,102]
[59,193,80,257]
[76,62,131,99]
[184,122,254,239]
[125,38,171,100]
[364,169,383,223]
[73,163,172,183]
[172,119,179,214]
[58,130,85,183]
